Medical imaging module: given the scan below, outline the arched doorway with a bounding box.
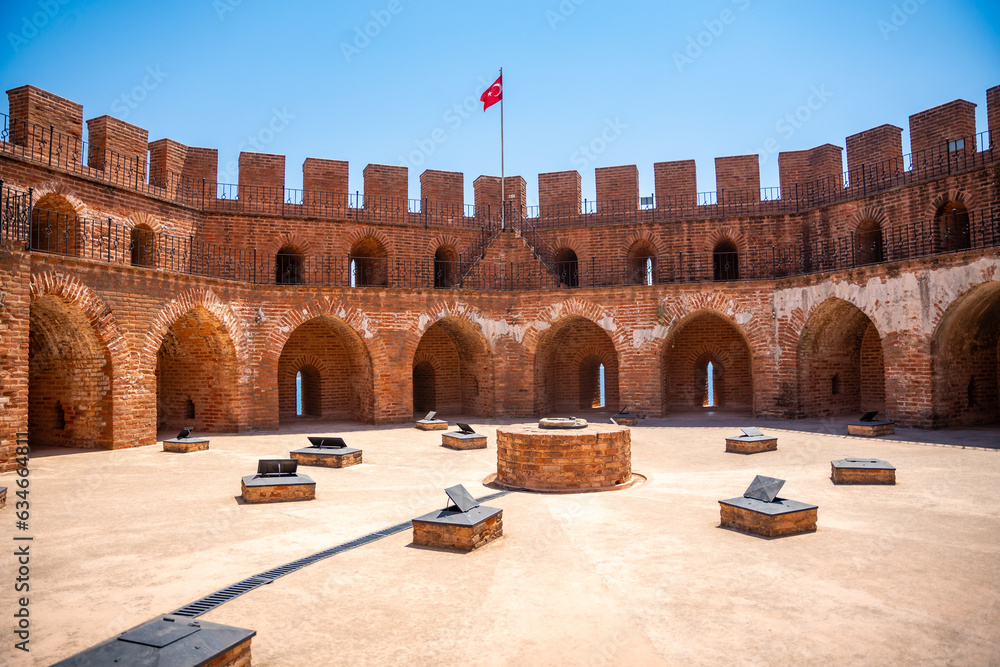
[29,295,113,447]
[156,307,240,433]
[30,193,79,254]
[935,200,971,252]
[412,317,494,417]
[130,224,156,267]
[277,316,374,422]
[350,237,388,286]
[713,239,739,281]
[434,245,458,288]
[276,244,304,284]
[534,316,618,414]
[627,240,657,286]
[797,298,885,418]
[662,311,752,414]
[555,248,579,288]
[931,282,1000,427]
[854,218,884,265]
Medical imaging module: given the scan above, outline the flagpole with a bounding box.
[500,67,505,231]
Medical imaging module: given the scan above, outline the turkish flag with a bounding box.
[481,74,502,111]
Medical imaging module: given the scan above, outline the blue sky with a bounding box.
[2,0,998,205]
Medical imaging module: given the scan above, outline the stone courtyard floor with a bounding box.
[2,415,999,666]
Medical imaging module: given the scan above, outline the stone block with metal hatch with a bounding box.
[241,458,316,503]
[412,484,503,552]
[725,426,777,454]
[612,406,638,426]
[416,410,448,431]
[163,426,209,453]
[51,614,255,667]
[831,458,896,484]
[847,411,895,437]
[442,423,488,450]
[719,475,818,537]
[290,436,362,468]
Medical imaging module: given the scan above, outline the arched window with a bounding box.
[296,365,321,416]
[130,224,156,267]
[276,244,304,285]
[556,248,579,288]
[627,240,657,286]
[350,237,388,286]
[854,219,884,264]
[434,245,458,288]
[704,361,716,407]
[713,239,739,281]
[935,201,971,251]
[30,194,77,254]
[697,356,723,408]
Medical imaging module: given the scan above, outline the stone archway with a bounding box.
[412,316,494,417]
[797,297,885,418]
[534,315,619,415]
[29,295,114,447]
[931,282,1000,427]
[155,306,240,433]
[277,315,374,422]
[662,310,753,414]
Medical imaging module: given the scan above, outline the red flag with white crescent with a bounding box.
[481,74,502,111]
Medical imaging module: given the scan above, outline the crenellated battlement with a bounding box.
[2,83,999,226]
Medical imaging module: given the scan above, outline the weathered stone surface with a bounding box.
[412,510,503,552]
[496,423,631,491]
[163,438,209,453]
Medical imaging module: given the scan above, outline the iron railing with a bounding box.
[2,110,995,230]
[3,178,997,290]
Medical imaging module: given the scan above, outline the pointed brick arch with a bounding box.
[661,307,754,414]
[263,231,316,257]
[31,182,88,216]
[927,188,977,218]
[533,313,620,414]
[342,226,394,256]
[797,296,885,418]
[930,280,1000,427]
[28,272,129,449]
[523,297,628,357]
[706,227,748,254]
[267,297,378,423]
[142,289,248,373]
[409,306,496,417]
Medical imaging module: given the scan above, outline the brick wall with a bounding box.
[595,165,639,212]
[538,170,581,217]
[473,175,526,216]
[989,85,1000,137]
[715,155,760,203]
[239,151,285,190]
[654,160,697,208]
[845,124,903,186]
[909,99,977,155]
[363,163,408,211]
[663,311,753,412]
[6,85,83,147]
[420,169,464,217]
[778,144,843,199]
[302,157,349,211]
[86,115,149,182]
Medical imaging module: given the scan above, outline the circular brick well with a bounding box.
[495,423,632,492]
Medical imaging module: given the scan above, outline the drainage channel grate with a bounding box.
[171,490,510,618]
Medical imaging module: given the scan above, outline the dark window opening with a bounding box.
[130,226,155,267]
[276,244,304,284]
[832,373,841,395]
[185,398,196,420]
[556,248,579,288]
[713,240,739,281]
[54,400,66,430]
[434,246,457,288]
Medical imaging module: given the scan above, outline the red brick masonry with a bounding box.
[496,423,631,491]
